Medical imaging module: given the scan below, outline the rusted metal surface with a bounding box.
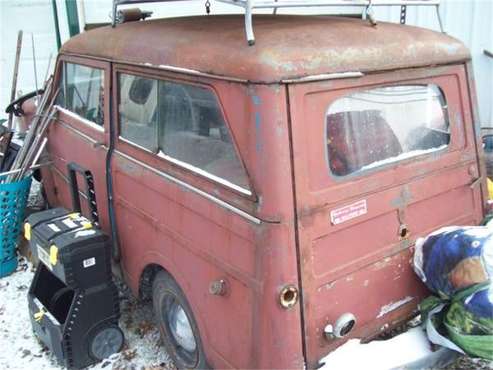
[61,15,470,83]
[42,18,485,369]
[288,64,485,366]
[44,54,305,368]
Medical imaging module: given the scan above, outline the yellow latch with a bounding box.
[49,245,58,266]
[34,308,46,322]
[68,212,80,219]
[488,178,493,200]
[24,223,31,241]
[81,221,92,230]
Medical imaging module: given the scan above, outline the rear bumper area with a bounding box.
[304,247,430,366]
[318,326,459,370]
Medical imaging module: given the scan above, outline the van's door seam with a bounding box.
[285,84,308,367]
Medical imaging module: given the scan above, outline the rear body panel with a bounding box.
[288,65,485,366]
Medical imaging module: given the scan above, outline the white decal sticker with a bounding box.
[37,245,52,270]
[74,230,96,238]
[47,223,61,232]
[330,199,367,225]
[83,257,96,268]
[62,218,78,229]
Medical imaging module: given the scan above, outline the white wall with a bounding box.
[372,0,493,126]
[0,0,72,116]
[1,0,492,125]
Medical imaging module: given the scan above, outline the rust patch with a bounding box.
[390,185,413,209]
[61,15,471,84]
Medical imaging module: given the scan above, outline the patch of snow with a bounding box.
[360,145,447,171]
[461,227,492,238]
[319,327,433,370]
[156,150,251,196]
[0,258,173,370]
[377,296,414,319]
[0,260,59,370]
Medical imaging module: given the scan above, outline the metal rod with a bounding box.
[9,79,52,170]
[116,0,440,5]
[435,3,444,33]
[12,107,55,182]
[32,138,48,168]
[7,31,23,132]
[18,137,48,180]
[0,162,52,177]
[31,33,40,105]
[6,81,55,182]
[215,0,440,9]
[245,0,255,46]
[8,91,49,175]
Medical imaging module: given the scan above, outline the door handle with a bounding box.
[92,141,106,149]
[469,176,483,189]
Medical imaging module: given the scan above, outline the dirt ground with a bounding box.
[445,357,493,370]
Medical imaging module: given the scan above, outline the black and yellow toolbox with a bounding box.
[24,208,124,369]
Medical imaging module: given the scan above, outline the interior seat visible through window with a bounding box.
[326,85,450,177]
[118,73,251,193]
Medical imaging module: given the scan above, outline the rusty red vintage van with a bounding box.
[38,10,487,370]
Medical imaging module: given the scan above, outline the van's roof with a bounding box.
[61,15,470,83]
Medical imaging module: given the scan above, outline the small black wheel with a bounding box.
[89,325,124,361]
[152,271,209,369]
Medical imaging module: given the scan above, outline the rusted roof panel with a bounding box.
[61,15,471,83]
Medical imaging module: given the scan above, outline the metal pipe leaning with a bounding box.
[4,78,58,184]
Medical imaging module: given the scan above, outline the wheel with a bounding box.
[89,325,124,361]
[152,271,209,369]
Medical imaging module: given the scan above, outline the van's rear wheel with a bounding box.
[152,271,208,369]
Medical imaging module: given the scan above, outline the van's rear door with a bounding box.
[288,66,485,366]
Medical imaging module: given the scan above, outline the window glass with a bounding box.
[118,73,251,192]
[57,63,104,126]
[326,85,450,177]
[119,75,158,151]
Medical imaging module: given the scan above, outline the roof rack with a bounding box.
[111,0,442,45]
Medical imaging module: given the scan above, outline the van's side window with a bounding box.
[326,85,450,177]
[119,75,158,151]
[56,62,104,127]
[118,73,251,192]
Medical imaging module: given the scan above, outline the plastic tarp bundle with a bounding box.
[414,226,493,360]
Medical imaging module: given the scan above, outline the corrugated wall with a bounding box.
[1,0,492,125]
[373,0,493,126]
[0,0,71,114]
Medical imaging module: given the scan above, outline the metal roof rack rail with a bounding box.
[111,0,442,46]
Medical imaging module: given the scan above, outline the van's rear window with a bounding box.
[326,85,450,177]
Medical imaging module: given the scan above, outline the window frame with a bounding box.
[114,67,254,198]
[55,58,106,133]
[324,83,452,180]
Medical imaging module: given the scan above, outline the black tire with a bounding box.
[89,325,124,361]
[152,270,209,369]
